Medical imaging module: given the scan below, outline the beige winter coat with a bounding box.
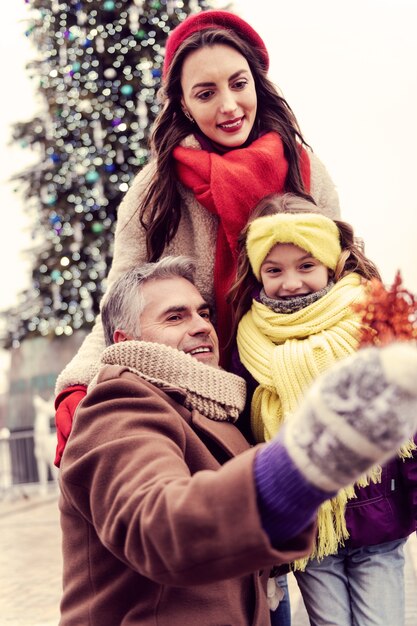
[56,152,340,393]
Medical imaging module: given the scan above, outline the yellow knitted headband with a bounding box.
[246,213,342,280]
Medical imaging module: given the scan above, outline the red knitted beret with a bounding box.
[163,10,269,80]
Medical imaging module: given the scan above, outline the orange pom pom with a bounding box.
[352,271,417,347]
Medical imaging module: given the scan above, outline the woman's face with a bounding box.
[180,44,257,149]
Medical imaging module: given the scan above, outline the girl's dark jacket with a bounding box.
[345,435,417,548]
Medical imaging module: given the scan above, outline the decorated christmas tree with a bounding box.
[2,0,211,349]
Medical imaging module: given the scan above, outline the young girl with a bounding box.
[230,192,417,626]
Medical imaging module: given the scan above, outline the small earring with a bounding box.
[183,109,195,123]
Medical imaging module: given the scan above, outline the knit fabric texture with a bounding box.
[259,282,335,314]
[285,343,417,491]
[246,212,341,280]
[254,436,336,548]
[98,340,246,422]
[162,9,269,80]
[174,131,311,365]
[255,342,417,556]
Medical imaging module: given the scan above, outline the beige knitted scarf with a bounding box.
[100,340,246,423]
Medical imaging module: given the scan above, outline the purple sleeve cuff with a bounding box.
[254,431,336,546]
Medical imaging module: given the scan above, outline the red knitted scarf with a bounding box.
[173,131,311,366]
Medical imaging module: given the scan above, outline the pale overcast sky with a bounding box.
[237,0,417,291]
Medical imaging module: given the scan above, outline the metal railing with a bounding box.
[0,427,58,498]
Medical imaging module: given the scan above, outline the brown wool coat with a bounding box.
[59,365,315,625]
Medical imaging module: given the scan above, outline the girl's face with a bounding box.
[260,243,329,299]
[180,44,257,149]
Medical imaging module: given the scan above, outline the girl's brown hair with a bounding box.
[228,193,381,328]
[137,28,312,261]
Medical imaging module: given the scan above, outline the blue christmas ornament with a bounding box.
[50,269,62,282]
[85,170,100,184]
[45,194,58,206]
[49,213,61,224]
[120,84,134,96]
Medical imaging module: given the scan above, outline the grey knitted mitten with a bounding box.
[284,343,417,492]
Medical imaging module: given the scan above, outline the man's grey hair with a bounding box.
[101,256,197,346]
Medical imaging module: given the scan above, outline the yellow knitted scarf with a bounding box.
[237,273,365,442]
[237,273,417,569]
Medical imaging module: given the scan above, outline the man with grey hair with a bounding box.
[100,255,211,351]
[58,256,417,626]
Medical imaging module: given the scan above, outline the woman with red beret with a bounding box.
[55,6,340,480]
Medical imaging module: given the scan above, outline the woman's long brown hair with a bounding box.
[228,193,382,332]
[137,28,312,261]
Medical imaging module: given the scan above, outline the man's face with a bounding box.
[118,277,220,368]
